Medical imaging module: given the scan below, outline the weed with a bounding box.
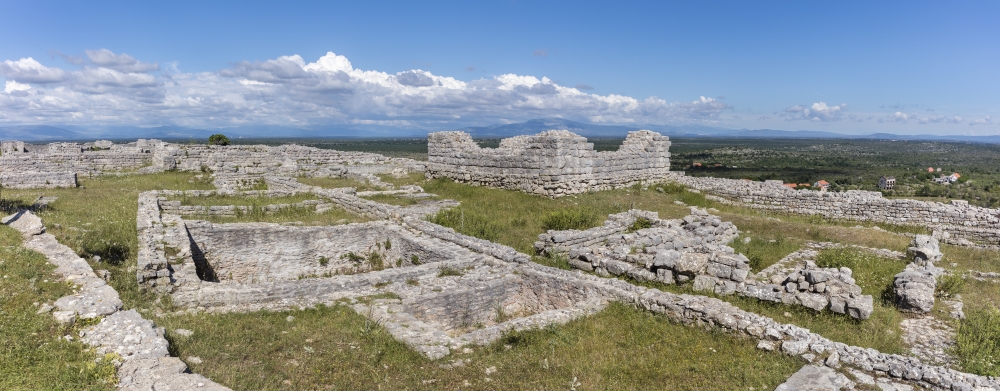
[405,278,419,286]
[410,254,421,265]
[367,252,384,271]
[626,217,653,233]
[319,256,329,266]
[540,209,599,231]
[936,274,966,298]
[437,266,464,277]
[955,308,1000,376]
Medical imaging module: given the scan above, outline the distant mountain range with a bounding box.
[2,119,1000,143]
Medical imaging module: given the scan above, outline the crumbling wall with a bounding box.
[674,174,1000,248]
[426,130,671,197]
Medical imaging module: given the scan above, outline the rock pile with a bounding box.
[894,235,945,313]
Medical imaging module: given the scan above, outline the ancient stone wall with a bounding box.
[426,130,671,197]
[674,174,1000,248]
[184,221,460,284]
[0,171,77,188]
[0,139,425,189]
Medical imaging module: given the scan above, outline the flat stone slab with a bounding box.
[80,309,170,361]
[774,365,853,391]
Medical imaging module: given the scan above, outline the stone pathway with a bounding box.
[5,210,230,391]
[900,315,957,366]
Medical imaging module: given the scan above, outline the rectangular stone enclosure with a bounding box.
[184,221,463,284]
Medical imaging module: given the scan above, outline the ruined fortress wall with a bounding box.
[673,174,1000,247]
[425,130,671,197]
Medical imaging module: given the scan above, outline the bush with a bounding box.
[936,274,966,298]
[626,217,653,233]
[540,209,598,231]
[208,134,231,146]
[955,308,1000,376]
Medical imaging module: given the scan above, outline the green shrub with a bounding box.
[318,256,329,266]
[437,266,464,277]
[540,209,598,231]
[626,217,653,233]
[410,254,421,265]
[207,134,231,146]
[955,308,1000,376]
[936,274,966,298]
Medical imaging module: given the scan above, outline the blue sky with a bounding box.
[1,0,998,135]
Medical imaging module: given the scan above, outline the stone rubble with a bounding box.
[536,209,874,319]
[894,235,945,313]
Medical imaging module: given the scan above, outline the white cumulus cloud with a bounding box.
[782,102,847,122]
[0,50,732,129]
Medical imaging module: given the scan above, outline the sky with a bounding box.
[1,0,998,135]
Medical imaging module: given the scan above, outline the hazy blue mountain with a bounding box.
[0,125,83,141]
[456,118,642,137]
[2,119,999,143]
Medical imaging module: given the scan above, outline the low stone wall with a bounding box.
[673,174,1000,248]
[0,139,425,189]
[0,171,77,188]
[537,208,874,319]
[184,220,461,284]
[426,129,671,197]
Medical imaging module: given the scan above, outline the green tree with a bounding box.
[208,134,231,146]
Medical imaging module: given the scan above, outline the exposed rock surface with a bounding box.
[774,365,854,391]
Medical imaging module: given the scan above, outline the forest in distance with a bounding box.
[224,136,1000,208]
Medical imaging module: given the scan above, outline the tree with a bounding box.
[208,134,231,146]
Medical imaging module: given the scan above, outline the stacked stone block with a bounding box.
[426,129,671,197]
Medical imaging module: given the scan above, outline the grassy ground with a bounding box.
[169,193,317,207]
[360,193,436,207]
[158,302,802,391]
[189,206,369,226]
[296,176,380,191]
[6,171,215,310]
[0,225,117,390]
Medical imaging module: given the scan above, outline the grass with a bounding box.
[5,171,216,310]
[0,225,117,390]
[169,193,317,207]
[360,193,434,207]
[955,308,1000,377]
[728,234,802,272]
[296,176,380,191]
[540,208,601,231]
[158,302,802,391]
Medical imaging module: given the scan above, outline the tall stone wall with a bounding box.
[425,129,671,197]
[674,174,1000,248]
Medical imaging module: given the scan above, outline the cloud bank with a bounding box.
[0,50,732,129]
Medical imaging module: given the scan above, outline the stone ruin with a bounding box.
[0,138,423,190]
[894,234,946,313]
[675,174,1000,249]
[6,133,1000,390]
[426,129,671,197]
[536,208,874,319]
